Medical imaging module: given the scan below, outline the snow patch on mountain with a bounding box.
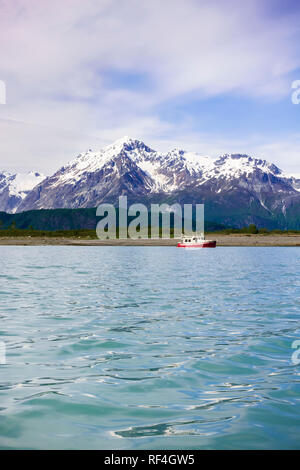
[49,137,218,194]
[0,171,45,212]
[7,171,45,198]
[210,154,282,179]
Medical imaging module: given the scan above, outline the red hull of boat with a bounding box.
[177,240,216,248]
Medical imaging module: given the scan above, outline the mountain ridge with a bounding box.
[1,137,299,229]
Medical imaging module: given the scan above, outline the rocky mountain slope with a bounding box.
[3,137,300,229]
[0,171,45,213]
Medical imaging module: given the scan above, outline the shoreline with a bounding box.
[0,234,299,246]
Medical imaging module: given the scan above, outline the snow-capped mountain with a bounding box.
[13,136,300,228]
[0,171,45,213]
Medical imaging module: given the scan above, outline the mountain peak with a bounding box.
[112,135,132,145]
[103,136,157,158]
[214,153,282,176]
[110,135,146,148]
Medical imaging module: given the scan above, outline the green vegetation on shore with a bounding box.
[211,224,300,235]
[0,207,299,235]
[0,224,299,238]
[0,208,299,238]
[0,228,97,238]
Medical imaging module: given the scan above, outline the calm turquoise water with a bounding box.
[0,246,299,449]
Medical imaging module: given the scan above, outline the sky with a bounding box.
[0,0,300,176]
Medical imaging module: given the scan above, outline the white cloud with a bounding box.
[0,0,299,174]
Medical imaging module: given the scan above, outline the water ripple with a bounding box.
[0,246,299,449]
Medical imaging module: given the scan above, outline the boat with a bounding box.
[177,233,216,248]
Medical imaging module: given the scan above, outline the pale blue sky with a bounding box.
[0,0,300,175]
